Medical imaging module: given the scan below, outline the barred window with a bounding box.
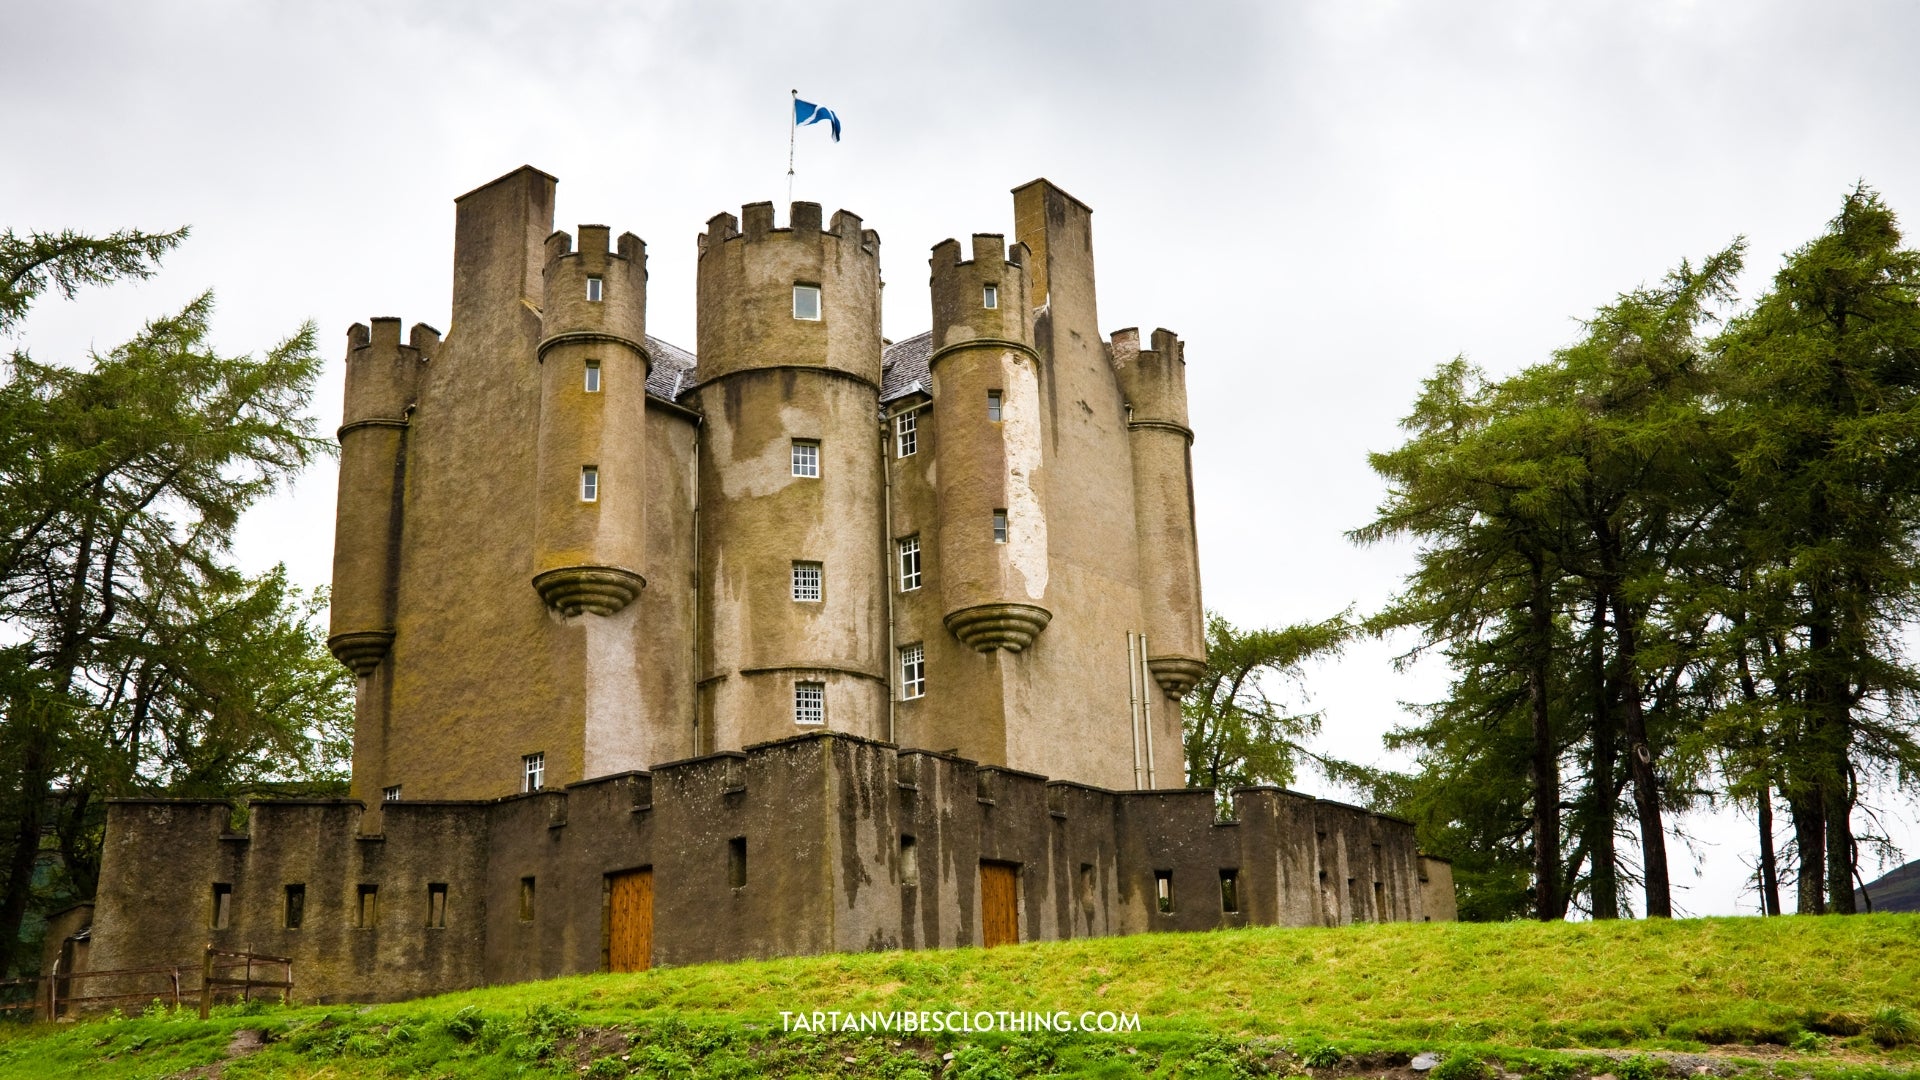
[792,561,822,602]
[900,643,926,699]
[382,785,402,802]
[791,439,820,478]
[523,752,545,793]
[992,510,1008,544]
[898,535,922,591]
[895,412,917,458]
[795,681,825,725]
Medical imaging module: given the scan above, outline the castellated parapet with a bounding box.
[82,166,1454,1004]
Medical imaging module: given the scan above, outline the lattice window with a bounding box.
[794,682,825,725]
[523,752,545,792]
[898,535,922,591]
[792,562,822,602]
[900,643,926,699]
[791,439,820,477]
[895,412,917,457]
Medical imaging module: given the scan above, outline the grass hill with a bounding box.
[1859,861,1920,913]
[2,914,1918,1079]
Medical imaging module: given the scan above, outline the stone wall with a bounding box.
[88,732,1450,1005]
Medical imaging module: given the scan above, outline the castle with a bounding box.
[81,168,1453,1004]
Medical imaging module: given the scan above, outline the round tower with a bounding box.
[531,224,649,615]
[692,201,888,750]
[928,234,1051,651]
[329,317,431,675]
[1111,327,1205,696]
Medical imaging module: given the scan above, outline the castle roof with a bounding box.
[647,331,935,408]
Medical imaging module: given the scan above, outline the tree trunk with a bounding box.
[1609,590,1672,918]
[0,705,53,978]
[1823,762,1856,914]
[1757,782,1782,916]
[1587,590,1619,919]
[1527,552,1563,921]
[1789,789,1826,915]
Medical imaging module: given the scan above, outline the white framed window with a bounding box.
[794,681,825,725]
[382,785,402,802]
[523,752,545,793]
[793,283,821,321]
[791,439,820,478]
[584,360,601,393]
[792,561,822,602]
[900,643,926,699]
[586,276,603,302]
[987,390,1003,422]
[983,283,998,309]
[898,535,922,591]
[992,510,1008,544]
[895,412,917,458]
[581,466,599,502]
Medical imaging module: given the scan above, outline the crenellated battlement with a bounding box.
[543,225,645,269]
[929,233,1035,356]
[930,233,1029,269]
[1109,326,1189,431]
[698,202,878,258]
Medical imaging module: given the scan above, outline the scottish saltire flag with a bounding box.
[794,97,842,142]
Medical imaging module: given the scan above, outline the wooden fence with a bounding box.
[0,946,292,1021]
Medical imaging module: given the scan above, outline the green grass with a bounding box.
[3,914,1919,1078]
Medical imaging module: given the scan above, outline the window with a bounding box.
[793,283,821,320]
[210,883,232,930]
[992,510,1008,544]
[586,275,603,302]
[357,884,378,928]
[1078,863,1095,904]
[791,439,819,478]
[523,752,546,793]
[284,883,306,929]
[382,785,401,802]
[584,360,601,393]
[427,883,448,928]
[1221,870,1241,914]
[898,535,922,591]
[983,283,998,309]
[581,466,599,502]
[792,561,822,602]
[728,837,748,889]
[519,877,536,921]
[794,681,825,725]
[894,412,917,457]
[900,643,926,699]
[900,835,919,886]
[1154,870,1174,914]
[1374,881,1387,921]
[987,390,1002,421]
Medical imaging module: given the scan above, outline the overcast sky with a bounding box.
[8,0,1920,916]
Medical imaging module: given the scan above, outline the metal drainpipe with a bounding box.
[883,412,896,744]
[1127,631,1143,789]
[690,434,701,758]
[1141,633,1157,788]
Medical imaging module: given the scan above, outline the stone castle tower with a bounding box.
[328,165,1204,800]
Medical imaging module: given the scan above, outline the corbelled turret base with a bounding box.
[532,566,645,616]
[944,602,1052,652]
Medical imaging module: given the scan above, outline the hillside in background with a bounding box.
[2,915,1919,1078]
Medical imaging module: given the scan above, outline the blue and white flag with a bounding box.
[794,97,842,142]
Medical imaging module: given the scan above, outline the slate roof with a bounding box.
[642,331,936,408]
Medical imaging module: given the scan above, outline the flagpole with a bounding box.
[788,89,797,205]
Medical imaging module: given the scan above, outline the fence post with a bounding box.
[199,945,213,1020]
[47,956,60,1022]
[242,952,252,1004]
[170,967,181,1011]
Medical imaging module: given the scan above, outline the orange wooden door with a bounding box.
[980,862,1019,947]
[607,868,653,972]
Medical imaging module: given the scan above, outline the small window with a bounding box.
[894,412,917,457]
[992,510,1008,544]
[987,390,1002,421]
[581,466,599,502]
[900,643,926,699]
[793,283,821,321]
[1221,870,1241,914]
[284,883,306,929]
[210,883,232,930]
[791,439,820,478]
[1154,870,1173,914]
[983,283,998,309]
[1374,881,1387,921]
[900,835,919,886]
[523,752,546,793]
[792,561,822,602]
[587,276,603,302]
[519,877,536,921]
[428,883,448,928]
[728,837,748,889]
[898,535,922,591]
[794,681,825,726]
[382,785,402,802]
[584,360,602,393]
[1079,863,1095,904]
[357,884,378,928]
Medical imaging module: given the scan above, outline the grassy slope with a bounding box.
[2,914,1917,1079]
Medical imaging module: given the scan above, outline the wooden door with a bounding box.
[607,868,653,972]
[980,862,1019,947]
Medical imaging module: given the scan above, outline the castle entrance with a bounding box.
[606,868,653,972]
[980,862,1020,947]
